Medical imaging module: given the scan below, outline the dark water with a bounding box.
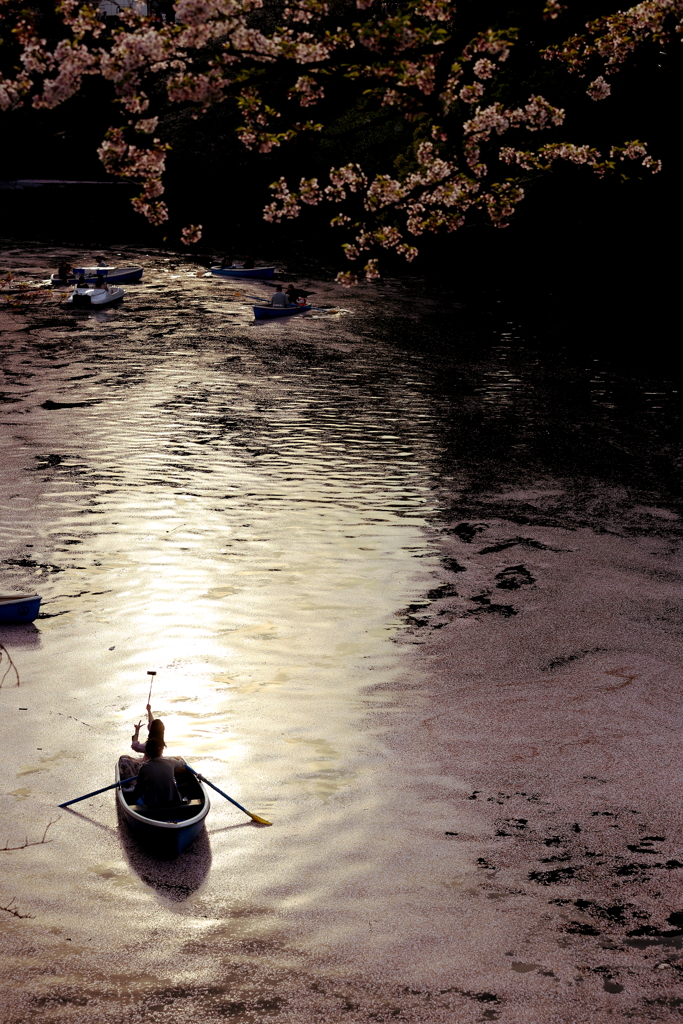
[1,243,683,1023]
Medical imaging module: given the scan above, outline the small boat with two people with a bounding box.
[58,680,271,858]
[66,274,125,309]
[59,755,270,857]
[0,592,42,623]
[253,283,311,319]
[115,756,210,858]
[52,261,143,287]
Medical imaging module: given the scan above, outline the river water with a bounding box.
[1,244,683,1023]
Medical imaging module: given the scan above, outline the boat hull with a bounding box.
[116,760,210,858]
[0,595,41,623]
[66,287,125,309]
[119,810,207,857]
[210,266,275,279]
[51,266,143,286]
[253,304,311,320]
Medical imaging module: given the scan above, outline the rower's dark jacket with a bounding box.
[132,757,181,808]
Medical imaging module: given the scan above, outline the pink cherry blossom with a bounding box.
[335,270,359,286]
[289,75,325,106]
[473,58,496,79]
[543,1,566,19]
[181,223,203,245]
[587,75,611,100]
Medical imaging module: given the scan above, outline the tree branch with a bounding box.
[0,899,34,919]
[0,817,59,852]
[0,643,20,688]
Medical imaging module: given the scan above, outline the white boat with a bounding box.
[51,265,143,286]
[66,286,125,309]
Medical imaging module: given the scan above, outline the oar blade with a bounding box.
[184,762,272,824]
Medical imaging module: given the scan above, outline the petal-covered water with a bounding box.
[2,244,683,1023]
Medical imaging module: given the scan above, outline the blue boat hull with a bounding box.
[121,814,206,857]
[116,760,210,859]
[0,597,41,623]
[51,267,143,286]
[253,304,311,320]
[210,266,275,279]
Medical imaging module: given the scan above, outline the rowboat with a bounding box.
[51,265,143,286]
[116,756,210,857]
[66,286,125,309]
[210,266,275,279]
[253,303,311,320]
[0,593,42,623]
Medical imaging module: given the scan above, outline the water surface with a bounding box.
[2,244,683,1023]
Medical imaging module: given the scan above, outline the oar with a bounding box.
[233,290,270,303]
[59,778,135,808]
[184,763,271,825]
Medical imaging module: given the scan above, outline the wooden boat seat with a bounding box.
[132,798,203,822]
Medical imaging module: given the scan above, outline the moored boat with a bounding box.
[210,265,275,279]
[51,265,143,286]
[0,593,42,623]
[66,285,125,309]
[116,757,210,858]
[253,303,311,320]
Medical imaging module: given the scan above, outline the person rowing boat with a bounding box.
[130,738,184,809]
[57,260,73,284]
[285,284,313,304]
[270,285,289,307]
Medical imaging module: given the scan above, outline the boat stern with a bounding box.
[0,594,42,623]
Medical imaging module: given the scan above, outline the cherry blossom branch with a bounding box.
[0,0,669,267]
[543,0,683,91]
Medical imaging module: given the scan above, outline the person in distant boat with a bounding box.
[285,284,312,304]
[132,703,166,761]
[220,255,233,268]
[271,285,288,307]
[57,261,72,284]
[242,255,255,269]
[130,738,182,808]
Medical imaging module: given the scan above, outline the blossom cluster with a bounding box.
[181,223,203,245]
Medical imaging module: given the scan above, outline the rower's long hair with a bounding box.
[148,718,166,748]
[145,737,164,759]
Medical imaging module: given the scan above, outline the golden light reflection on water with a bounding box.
[0,248,457,1017]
